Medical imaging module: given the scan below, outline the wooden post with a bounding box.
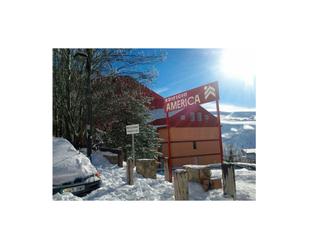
[221,163,236,199]
[127,158,134,185]
[118,148,123,167]
[174,169,189,200]
[163,157,170,182]
[136,159,157,179]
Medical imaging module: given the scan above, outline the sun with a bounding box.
[220,49,255,86]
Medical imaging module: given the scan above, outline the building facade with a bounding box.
[149,89,222,167]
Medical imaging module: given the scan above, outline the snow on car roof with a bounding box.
[53,137,97,185]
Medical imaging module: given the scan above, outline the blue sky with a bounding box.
[143,49,256,111]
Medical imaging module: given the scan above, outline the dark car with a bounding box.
[53,137,102,197]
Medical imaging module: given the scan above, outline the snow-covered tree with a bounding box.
[53,49,165,158]
[92,75,161,160]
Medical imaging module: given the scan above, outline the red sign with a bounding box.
[164,81,219,112]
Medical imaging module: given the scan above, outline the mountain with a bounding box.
[212,111,256,150]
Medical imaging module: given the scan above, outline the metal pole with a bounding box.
[74,50,92,159]
[85,49,92,159]
[132,133,135,166]
[166,111,172,182]
[215,85,223,164]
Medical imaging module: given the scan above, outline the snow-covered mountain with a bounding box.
[213,111,256,150]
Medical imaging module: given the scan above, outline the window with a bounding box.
[193,141,197,149]
[180,115,186,120]
[190,112,195,121]
[205,114,209,121]
[197,112,202,121]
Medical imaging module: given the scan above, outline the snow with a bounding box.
[101,151,117,156]
[241,148,256,154]
[183,164,210,169]
[53,137,98,185]
[222,120,256,125]
[222,133,231,139]
[83,151,174,200]
[189,168,256,200]
[53,192,82,201]
[220,111,256,125]
[219,110,256,149]
[222,124,256,149]
[243,124,255,130]
[54,150,256,201]
[90,150,111,168]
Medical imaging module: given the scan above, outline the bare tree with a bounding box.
[53,48,166,154]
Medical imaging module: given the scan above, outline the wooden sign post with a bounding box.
[126,124,139,165]
[127,158,134,185]
[174,169,189,200]
[222,163,236,199]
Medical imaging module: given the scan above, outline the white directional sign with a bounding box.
[126,124,139,135]
[126,124,139,165]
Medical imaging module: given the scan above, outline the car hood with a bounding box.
[53,137,98,186]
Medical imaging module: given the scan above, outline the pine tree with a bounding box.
[93,76,161,160]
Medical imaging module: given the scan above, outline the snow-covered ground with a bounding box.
[53,150,256,201]
[54,150,174,200]
[189,168,255,200]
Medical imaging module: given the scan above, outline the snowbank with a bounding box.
[187,168,255,201]
[53,137,98,185]
[53,192,83,201]
[54,151,256,201]
[90,150,112,168]
[84,151,174,200]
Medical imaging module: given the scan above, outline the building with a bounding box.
[241,148,256,163]
[148,88,222,167]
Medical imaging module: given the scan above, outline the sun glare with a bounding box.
[220,49,255,86]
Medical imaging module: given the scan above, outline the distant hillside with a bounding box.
[216,111,256,150]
